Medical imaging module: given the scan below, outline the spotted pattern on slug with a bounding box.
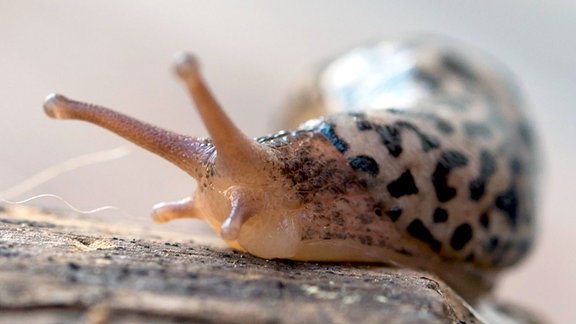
[288,39,536,268]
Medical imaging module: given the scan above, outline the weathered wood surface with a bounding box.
[0,205,488,323]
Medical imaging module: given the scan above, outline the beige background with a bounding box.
[0,1,574,321]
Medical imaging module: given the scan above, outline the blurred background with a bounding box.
[0,1,573,321]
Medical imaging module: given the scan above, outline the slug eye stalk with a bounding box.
[43,53,271,182]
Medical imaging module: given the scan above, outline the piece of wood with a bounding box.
[0,205,529,323]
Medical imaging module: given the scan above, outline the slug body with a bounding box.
[43,37,536,303]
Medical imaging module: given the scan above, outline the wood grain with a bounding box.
[0,205,494,323]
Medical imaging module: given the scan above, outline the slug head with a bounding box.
[43,53,378,259]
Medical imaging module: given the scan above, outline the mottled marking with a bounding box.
[385,207,402,222]
[348,155,379,177]
[495,187,519,228]
[469,150,496,201]
[387,170,419,198]
[432,208,449,223]
[279,134,365,204]
[463,122,492,139]
[358,212,374,225]
[432,150,469,202]
[375,124,402,157]
[334,212,345,226]
[407,219,441,252]
[450,223,473,251]
[358,235,374,246]
[318,121,349,153]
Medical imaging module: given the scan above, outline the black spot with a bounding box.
[386,108,404,115]
[374,207,383,217]
[375,124,403,157]
[435,119,454,134]
[486,236,499,253]
[407,219,441,252]
[387,170,419,198]
[463,122,492,139]
[68,262,81,271]
[395,248,413,256]
[348,155,379,177]
[469,150,496,201]
[492,240,514,265]
[383,109,453,137]
[495,187,519,228]
[359,212,374,225]
[445,96,473,112]
[518,239,532,259]
[479,212,490,229]
[500,241,514,259]
[347,111,367,118]
[318,121,349,153]
[356,119,373,131]
[358,235,374,246]
[442,54,477,81]
[432,150,469,202]
[432,208,448,223]
[414,70,441,89]
[450,223,473,251]
[385,207,402,222]
[510,158,523,175]
[396,121,440,152]
[518,121,534,147]
[438,150,469,169]
[465,253,475,262]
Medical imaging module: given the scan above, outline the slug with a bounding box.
[43,37,537,303]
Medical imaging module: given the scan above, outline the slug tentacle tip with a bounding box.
[42,90,212,177]
[151,197,201,223]
[43,93,70,119]
[174,52,269,178]
[173,52,201,84]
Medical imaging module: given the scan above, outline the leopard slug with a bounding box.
[43,37,537,303]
